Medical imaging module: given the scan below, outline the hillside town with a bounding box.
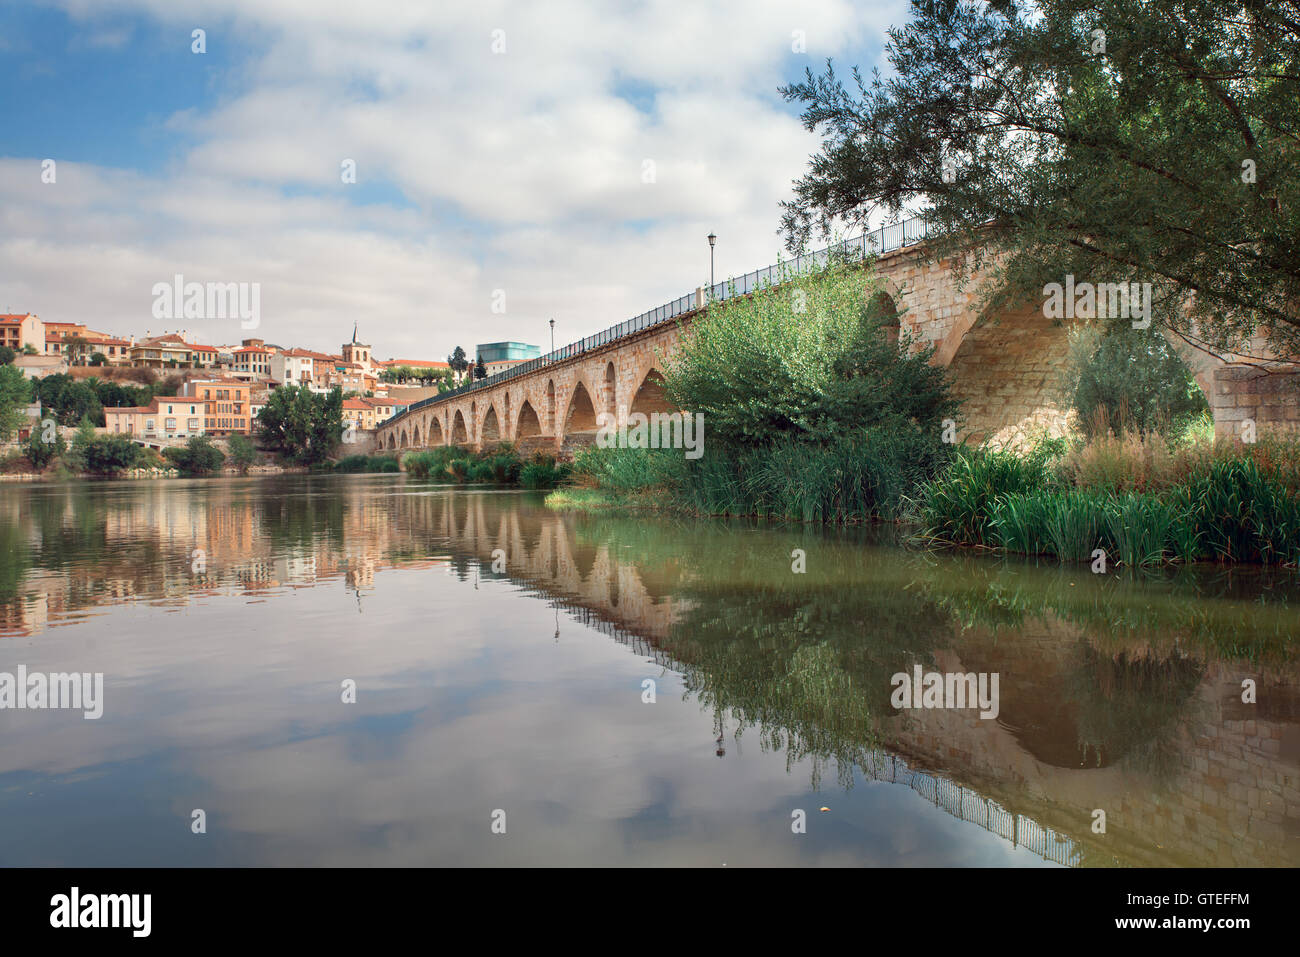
[0,311,540,447]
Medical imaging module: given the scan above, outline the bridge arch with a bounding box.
[629,367,674,418]
[412,424,422,446]
[399,427,409,449]
[429,416,444,446]
[451,409,469,445]
[601,361,617,420]
[868,290,901,347]
[563,380,599,437]
[516,399,543,439]
[545,380,557,434]
[482,405,501,444]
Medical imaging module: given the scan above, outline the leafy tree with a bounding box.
[89,352,106,366]
[164,435,226,474]
[23,428,65,470]
[82,435,142,474]
[780,0,1300,365]
[32,374,104,425]
[225,433,257,473]
[0,364,31,440]
[256,385,344,464]
[473,356,488,380]
[1067,325,1210,436]
[21,344,37,355]
[62,335,90,366]
[65,418,140,475]
[0,345,14,365]
[663,259,956,447]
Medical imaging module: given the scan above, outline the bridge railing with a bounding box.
[387,214,929,427]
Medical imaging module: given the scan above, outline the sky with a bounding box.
[0,0,906,359]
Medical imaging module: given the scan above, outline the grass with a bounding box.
[919,437,1300,566]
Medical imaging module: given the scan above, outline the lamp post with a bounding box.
[549,318,555,354]
[707,232,716,295]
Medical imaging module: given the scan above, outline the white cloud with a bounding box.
[4,0,907,356]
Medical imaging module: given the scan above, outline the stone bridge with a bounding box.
[378,218,1299,454]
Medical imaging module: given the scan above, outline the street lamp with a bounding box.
[707,232,716,294]
[549,318,555,354]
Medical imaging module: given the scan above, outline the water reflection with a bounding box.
[1,475,1297,866]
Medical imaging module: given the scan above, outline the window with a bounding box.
[165,418,177,431]
[146,420,155,432]
[188,419,200,431]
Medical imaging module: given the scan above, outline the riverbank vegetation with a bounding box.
[403,443,568,489]
[548,256,1299,567]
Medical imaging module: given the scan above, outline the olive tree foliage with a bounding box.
[780,0,1300,366]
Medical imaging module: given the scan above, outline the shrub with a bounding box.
[334,454,399,473]
[23,430,65,470]
[520,456,568,489]
[226,433,257,472]
[163,436,225,475]
[80,434,143,475]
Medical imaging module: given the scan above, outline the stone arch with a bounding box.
[399,428,409,449]
[503,393,512,439]
[451,409,469,445]
[482,405,501,444]
[944,305,1074,448]
[412,424,422,446]
[429,416,444,445]
[629,367,675,418]
[601,361,617,420]
[545,380,556,434]
[563,380,599,436]
[386,432,396,450]
[471,401,478,442]
[868,290,901,347]
[516,399,542,439]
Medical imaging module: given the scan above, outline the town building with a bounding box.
[476,341,541,376]
[231,338,272,380]
[105,396,207,440]
[0,313,44,353]
[180,379,254,434]
[270,348,317,387]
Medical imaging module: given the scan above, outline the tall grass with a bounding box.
[917,449,1054,545]
[924,444,1300,566]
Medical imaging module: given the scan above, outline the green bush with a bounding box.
[23,430,65,470]
[163,436,226,475]
[80,434,143,475]
[520,456,568,489]
[333,454,400,473]
[226,433,257,472]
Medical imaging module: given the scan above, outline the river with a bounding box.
[1,474,1297,866]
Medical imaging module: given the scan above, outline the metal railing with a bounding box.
[386,215,929,428]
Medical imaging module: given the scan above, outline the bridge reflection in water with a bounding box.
[2,477,1297,867]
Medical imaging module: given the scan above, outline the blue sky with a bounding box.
[0,0,904,357]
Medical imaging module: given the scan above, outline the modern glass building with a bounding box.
[476,341,541,363]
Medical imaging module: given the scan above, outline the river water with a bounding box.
[1,474,1297,866]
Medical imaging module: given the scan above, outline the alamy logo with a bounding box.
[0,666,103,719]
[595,409,704,459]
[1043,275,1152,328]
[50,887,150,937]
[151,274,261,329]
[890,666,1000,719]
